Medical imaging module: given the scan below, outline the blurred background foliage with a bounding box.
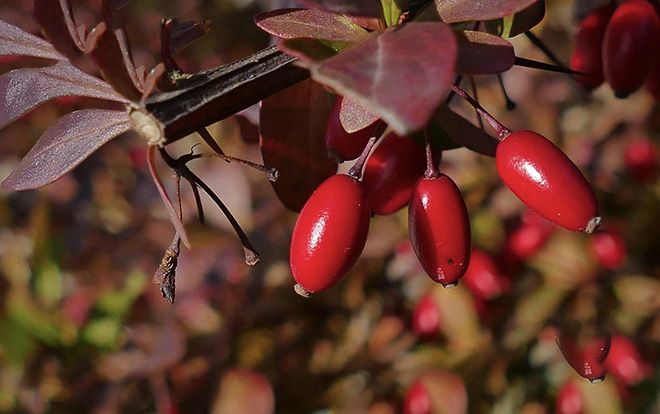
[0,0,658,413]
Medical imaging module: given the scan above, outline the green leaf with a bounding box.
[34,259,63,309]
[381,0,408,27]
[95,270,146,317]
[81,317,121,349]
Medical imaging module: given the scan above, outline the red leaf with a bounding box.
[255,8,369,42]
[311,22,457,136]
[2,109,130,191]
[484,0,545,37]
[279,38,339,64]
[33,0,86,59]
[0,18,65,61]
[0,62,128,129]
[435,0,539,23]
[298,0,384,17]
[456,31,515,75]
[260,79,337,212]
[85,22,143,101]
[339,96,380,133]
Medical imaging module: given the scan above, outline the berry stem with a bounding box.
[524,31,567,70]
[424,125,439,179]
[469,76,484,130]
[347,123,387,180]
[497,74,517,110]
[449,85,512,140]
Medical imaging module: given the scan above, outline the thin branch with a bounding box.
[449,85,511,140]
[525,31,566,69]
[497,74,517,111]
[515,57,585,75]
[469,76,484,130]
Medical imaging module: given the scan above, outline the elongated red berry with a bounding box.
[462,249,509,300]
[603,0,660,97]
[412,293,441,339]
[325,97,380,163]
[289,174,370,295]
[496,130,600,233]
[504,212,554,260]
[403,372,467,414]
[409,174,471,287]
[571,5,614,89]
[623,138,658,182]
[556,380,583,414]
[588,230,627,269]
[362,133,431,215]
[558,331,611,383]
[605,335,652,385]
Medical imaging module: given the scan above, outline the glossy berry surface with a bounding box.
[289,174,370,295]
[325,97,379,163]
[409,174,471,287]
[603,0,660,97]
[623,138,658,182]
[556,380,583,414]
[412,293,441,339]
[496,130,600,233]
[362,133,429,215]
[462,249,509,300]
[403,379,431,414]
[604,335,652,385]
[588,230,627,269]
[558,331,611,383]
[570,5,614,89]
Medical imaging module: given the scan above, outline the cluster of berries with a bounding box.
[288,96,601,297]
[571,0,660,98]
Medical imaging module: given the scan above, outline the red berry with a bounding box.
[605,335,652,385]
[325,97,380,163]
[570,5,614,89]
[588,230,627,269]
[403,379,431,414]
[496,130,600,233]
[412,293,441,339]
[505,213,554,260]
[462,249,509,300]
[558,331,611,383]
[556,380,583,414]
[603,0,660,97]
[362,133,430,215]
[289,174,370,295]
[408,174,471,287]
[623,138,658,182]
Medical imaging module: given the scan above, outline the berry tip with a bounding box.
[584,216,602,234]
[294,284,311,298]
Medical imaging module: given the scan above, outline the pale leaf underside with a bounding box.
[0,18,65,61]
[2,109,130,191]
[0,62,129,129]
[255,8,369,42]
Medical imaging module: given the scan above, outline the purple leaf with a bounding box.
[0,62,129,129]
[2,109,130,191]
[0,18,65,61]
[278,38,339,64]
[435,0,539,23]
[484,0,545,38]
[260,79,337,212]
[435,105,497,157]
[456,31,515,75]
[298,0,384,17]
[311,22,457,136]
[339,96,379,133]
[33,0,86,59]
[255,8,369,42]
[85,22,143,101]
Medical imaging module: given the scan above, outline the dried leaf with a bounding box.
[255,8,369,42]
[260,79,337,212]
[2,109,130,191]
[312,22,457,136]
[456,31,515,75]
[0,18,65,61]
[0,62,129,129]
[435,0,539,23]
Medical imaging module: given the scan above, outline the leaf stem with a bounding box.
[449,85,511,141]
